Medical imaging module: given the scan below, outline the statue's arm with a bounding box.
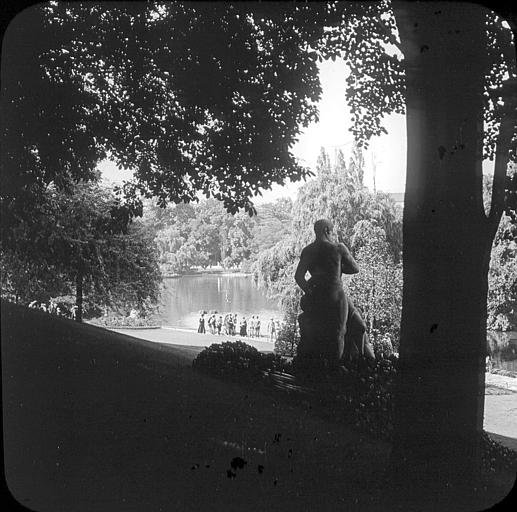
[340,243,359,274]
[295,249,311,293]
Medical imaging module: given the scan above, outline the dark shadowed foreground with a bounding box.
[1,301,514,511]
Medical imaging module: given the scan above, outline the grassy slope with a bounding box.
[1,301,513,512]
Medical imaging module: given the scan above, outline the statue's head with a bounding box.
[314,219,333,239]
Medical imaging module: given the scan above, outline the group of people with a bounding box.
[197,312,280,341]
[29,299,78,320]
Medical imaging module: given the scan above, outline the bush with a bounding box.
[481,431,517,474]
[371,330,396,359]
[275,321,300,357]
[192,340,283,383]
[91,314,159,328]
[343,356,398,439]
[274,295,301,356]
[90,298,161,327]
[292,354,399,440]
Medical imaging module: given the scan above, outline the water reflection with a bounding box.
[159,273,283,330]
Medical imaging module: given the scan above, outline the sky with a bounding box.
[270,58,407,202]
[99,58,408,202]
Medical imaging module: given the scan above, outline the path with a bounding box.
[109,325,275,352]
[484,374,517,451]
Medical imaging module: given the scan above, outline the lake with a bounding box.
[158,273,283,330]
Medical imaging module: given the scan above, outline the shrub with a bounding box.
[192,340,283,383]
[275,320,300,357]
[274,295,301,356]
[344,356,398,439]
[91,314,159,328]
[371,330,396,359]
[481,431,517,474]
[288,352,398,439]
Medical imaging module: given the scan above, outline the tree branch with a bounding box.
[372,17,404,54]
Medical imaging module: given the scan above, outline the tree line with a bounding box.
[139,196,293,275]
[1,177,161,322]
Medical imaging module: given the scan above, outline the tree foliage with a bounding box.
[318,2,516,160]
[2,2,514,226]
[248,198,293,255]
[485,165,517,330]
[349,220,403,347]
[141,196,296,275]
[1,0,333,250]
[253,146,403,350]
[0,181,161,319]
[487,213,517,330]
[319,0,407,146]
[289,146,402,260]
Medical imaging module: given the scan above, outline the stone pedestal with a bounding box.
[297,308,344,365]
[297,294,375,366]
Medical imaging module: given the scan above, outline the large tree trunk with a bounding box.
[390,1,499,485]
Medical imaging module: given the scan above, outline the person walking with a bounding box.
[209,314,216,334]
[267,318,276,341]
[198,313,206,334]
[217,315,223,335]
[240,317,247,337]
[232,314,238,335]
[274,320,281,340]
[249,316,256,338]
[255,316,261,337]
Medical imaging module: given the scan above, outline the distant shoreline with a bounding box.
[160,267,252,278]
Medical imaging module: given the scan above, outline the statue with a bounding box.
[294,219,374,367]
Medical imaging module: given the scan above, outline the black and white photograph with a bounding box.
[1,1,516,510]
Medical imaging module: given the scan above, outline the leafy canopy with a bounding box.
[2,2,514,229]
[1,0,330,232]
[1,180,161,315]
[142,197,294,275]
[253,145,402,297]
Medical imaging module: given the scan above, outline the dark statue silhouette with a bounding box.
[295,219,375,366]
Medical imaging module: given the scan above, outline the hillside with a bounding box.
[1,301,513,511]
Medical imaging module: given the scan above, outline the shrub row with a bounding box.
[91,315,159,328]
